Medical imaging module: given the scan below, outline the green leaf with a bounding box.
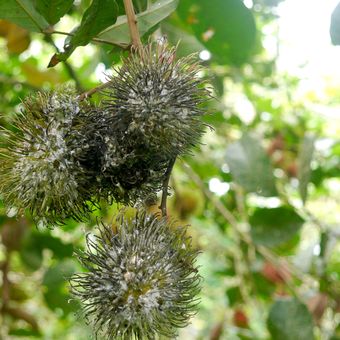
[20,233,43,271]
[225,133,277,197]
[49,0,118,66]
[97,0,179,47]
[71,0,118,46]
[116,0,147,15]
[226,286,242,306]
[177,0,256,65]
[34,0,74,25]
[19,231,73,270]
[331,2,340,45]
[8,328,41,337]
[249,206,304,247]
[43,260,78,315]
[0,0,49,32]
[297,134,316,204]
[161,21,205,58]
[35,233,74,259]
[43,260,76,288]
[267,298,315,340]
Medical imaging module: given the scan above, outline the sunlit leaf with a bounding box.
[0,0,49,32]
[249,206,304,247]
[97,0,179,47]
[0,19,12,36]
[6,23,31,53]
[268,298,315,340]
[21,60,63,86]
[225,133,277,197]
[0,20,31,54]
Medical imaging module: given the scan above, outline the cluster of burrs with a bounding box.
[0,41,209,339]
[0,41,209,227]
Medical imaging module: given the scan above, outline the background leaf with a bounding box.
[0,20,31,54]
[267,298,315,340]
[49,0,118,66]
[0,0,49,32]
[331,2,340,45]
[42,260,78,315]
[116,0,148,14]
[161,21,205,57]
[249,206,304,247]
[97,0,179,47]
[226,133,277,197]
[20,231,74,270]
[0,1,339,338]
[297,134,316,204]
[34,0,74,25]
[177,0,256,65]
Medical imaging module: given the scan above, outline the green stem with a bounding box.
[160,158,176,217]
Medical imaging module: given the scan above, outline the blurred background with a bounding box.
[0,0,339,339]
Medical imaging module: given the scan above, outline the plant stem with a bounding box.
[3,306,39,331]
[182,162,238,226]
[123,0,142,49]
[78,82,111,100]
[160,157,176,217]
[78,0,143,100]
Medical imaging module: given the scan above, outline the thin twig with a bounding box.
[3,306,39,331]
[123,0,142,49]
[78,82,111,100]
[182,162,238,226]
[181,161,314,293]
[181,162,252,301]
[160,158,176,217]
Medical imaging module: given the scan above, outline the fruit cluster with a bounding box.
[0,41,208,339]
[0,42,209,227]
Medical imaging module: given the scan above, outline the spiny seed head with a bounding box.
[102,41,209,159]
[0,87,95,226]
[70,211,201,339]
[99,41,210,204]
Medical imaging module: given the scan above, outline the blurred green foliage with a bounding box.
[0,0,340,339]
